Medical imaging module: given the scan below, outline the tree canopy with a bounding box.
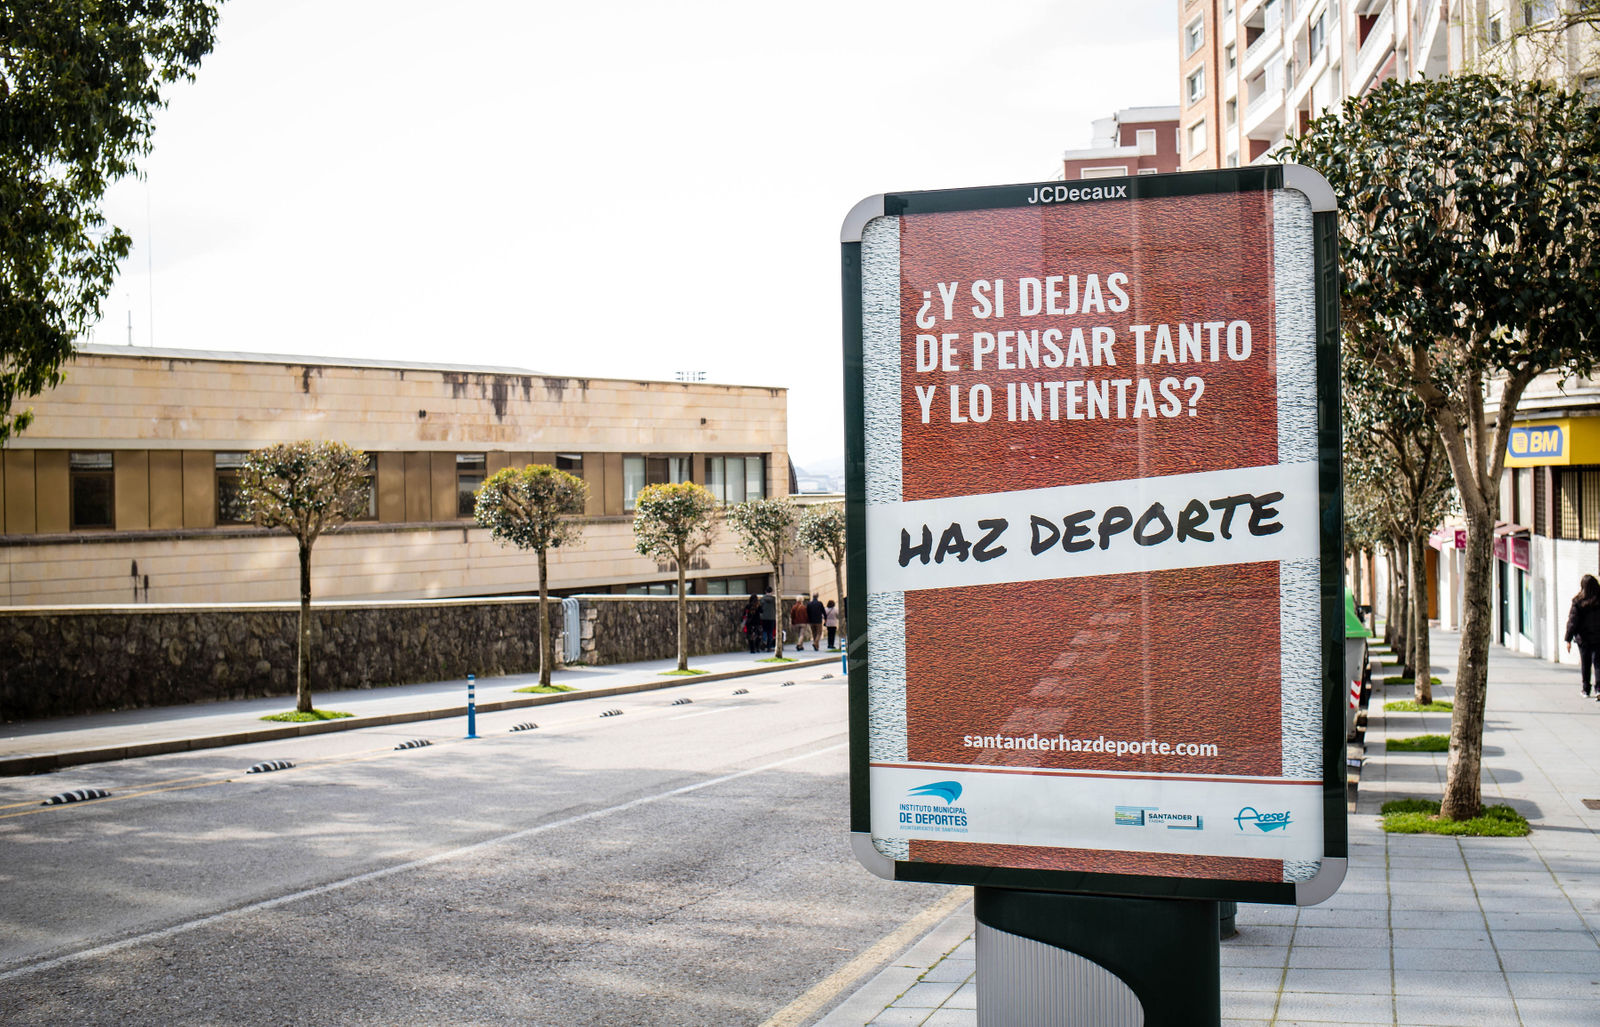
[727,497,798,657]
[2,0,223,443]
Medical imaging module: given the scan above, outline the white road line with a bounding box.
[669,705,748,720]
[0,742,846,983]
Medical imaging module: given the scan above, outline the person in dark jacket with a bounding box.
[806,594,826,651]
[742,594,764,654]
[1565,574,1600,698]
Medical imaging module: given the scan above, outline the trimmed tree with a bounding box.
[239,441,371,713]
[796,503,846,639]
[3,2,221,443]
[727,497,799,658]
[632,481,718,671]
[1285,75,1600,818]
[474,465,588,686]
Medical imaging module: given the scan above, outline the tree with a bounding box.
[796,503,846,643]
[632,481,717,672]
[1285,75,1600,818]
[2,1,222,443]
[1344,350,1455,703]
[726,497,798,658]
[474,465,588,685]
[239,441,370,713]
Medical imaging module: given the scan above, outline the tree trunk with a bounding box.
[297,539,313,714]
[1351,548,1363,609]
[1366,548,1378,634]
[537,546,551,686]
[1392,537,1412,674]
[1411,529,1433,705]
[1441,505,1494,819]
[675,549,689,672]
[773,562,785,659]
[1383,541,1401,649]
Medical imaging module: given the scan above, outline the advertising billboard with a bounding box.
[842,167,1344,905]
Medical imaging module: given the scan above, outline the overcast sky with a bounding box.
[87,0,1177,469]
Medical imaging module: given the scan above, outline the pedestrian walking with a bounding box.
[742,594,764,654]
[806,593,826,651]
[790,596,809,648]
[824,599,839,650]
[760,590,777,650]
[1566,573,1600,698]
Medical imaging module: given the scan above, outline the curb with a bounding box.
[0,655,838,777]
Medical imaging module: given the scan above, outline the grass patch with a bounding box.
[1384,675,1443,687]
[260,709,352,723]
[1384,700,1454,712]
[514,683,575,694]
[659,668,709,677]
[1386,734,1450,752]
[759,656,798,664]
[1380,798,1531,837]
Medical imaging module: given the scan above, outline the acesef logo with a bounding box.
[1235,806,1292,832]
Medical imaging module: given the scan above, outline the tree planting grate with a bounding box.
[247,760,295,774]
[509,722,539,732]
[781,680,795,687]
[42,787,110,806]
[670,698,693,706]
[732,688,749,695]
[1584,799,1600,811]
[394,739,433,750]
[599,709,624,718]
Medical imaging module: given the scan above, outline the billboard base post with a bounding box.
[975,887,1220,1027]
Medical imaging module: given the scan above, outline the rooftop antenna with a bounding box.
[127,308,133,346]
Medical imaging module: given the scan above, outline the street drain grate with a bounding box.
[599,709,624,718]
[509,722,539,732]
[670,698,693,706]
[247,760,295,774]
[394,739,433,750]
[1584,799,1600,811]
[781,680,795,687]
[42,788,110,806]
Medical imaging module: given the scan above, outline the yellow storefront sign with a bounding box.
[1504,418,1600,466]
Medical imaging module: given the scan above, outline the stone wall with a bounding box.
[0,594,751,721]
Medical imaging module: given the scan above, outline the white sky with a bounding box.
[87,0,1178,470]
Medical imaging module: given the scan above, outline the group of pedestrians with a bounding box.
[740,591,839,652]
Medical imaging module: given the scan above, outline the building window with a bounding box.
[357,452,377,520]
[1225,42,1237,71]
[1186,16,1205,56]
[1188,119,1208,157]
[69,451,114,529]
[1523,0,1556,25]
[1556,468,1600,540]
[556,453,583,475]
[1226,152,1241,167]
[216,451,250,524]
[1080,165,1129,179]
[1534,467,1547,536]
[1308,12,1325,54]
[1488,11,1505,44]
[1581,75,1600,100]
[456,453,486,518]
[706,455,766,505]
[623,455,690,510]
[1135,128,1157,154]
[1187,67,1207,105]
[1226,97,1238,125]
[1138,167,1160,174]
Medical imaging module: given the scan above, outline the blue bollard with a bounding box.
[465,672,478,739]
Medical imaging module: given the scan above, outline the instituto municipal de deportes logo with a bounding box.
[1235,806,1292,832]
[898,781,969,834]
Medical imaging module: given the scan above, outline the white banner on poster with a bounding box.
[866,463,1319,594]
[870,763,1323,861]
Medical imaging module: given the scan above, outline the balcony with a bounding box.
[1352,1,1394,91]
[1242,77,1286,141]
[1241,23,1283,77]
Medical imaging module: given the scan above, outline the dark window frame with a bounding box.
[69,451,115,530]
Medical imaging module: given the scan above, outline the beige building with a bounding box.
[0,345,805,607]
[1179,0,1599,171]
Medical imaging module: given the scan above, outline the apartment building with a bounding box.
[1059,106,1183,179]
[0,346,795,606]
[1180,0,1599,170]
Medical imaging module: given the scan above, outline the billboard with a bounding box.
[842,167,1345,905]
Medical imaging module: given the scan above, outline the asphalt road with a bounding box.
[0,665,949,1026]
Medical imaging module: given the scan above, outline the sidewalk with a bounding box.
[816,629,1600,1027]
[0,646,841,776]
